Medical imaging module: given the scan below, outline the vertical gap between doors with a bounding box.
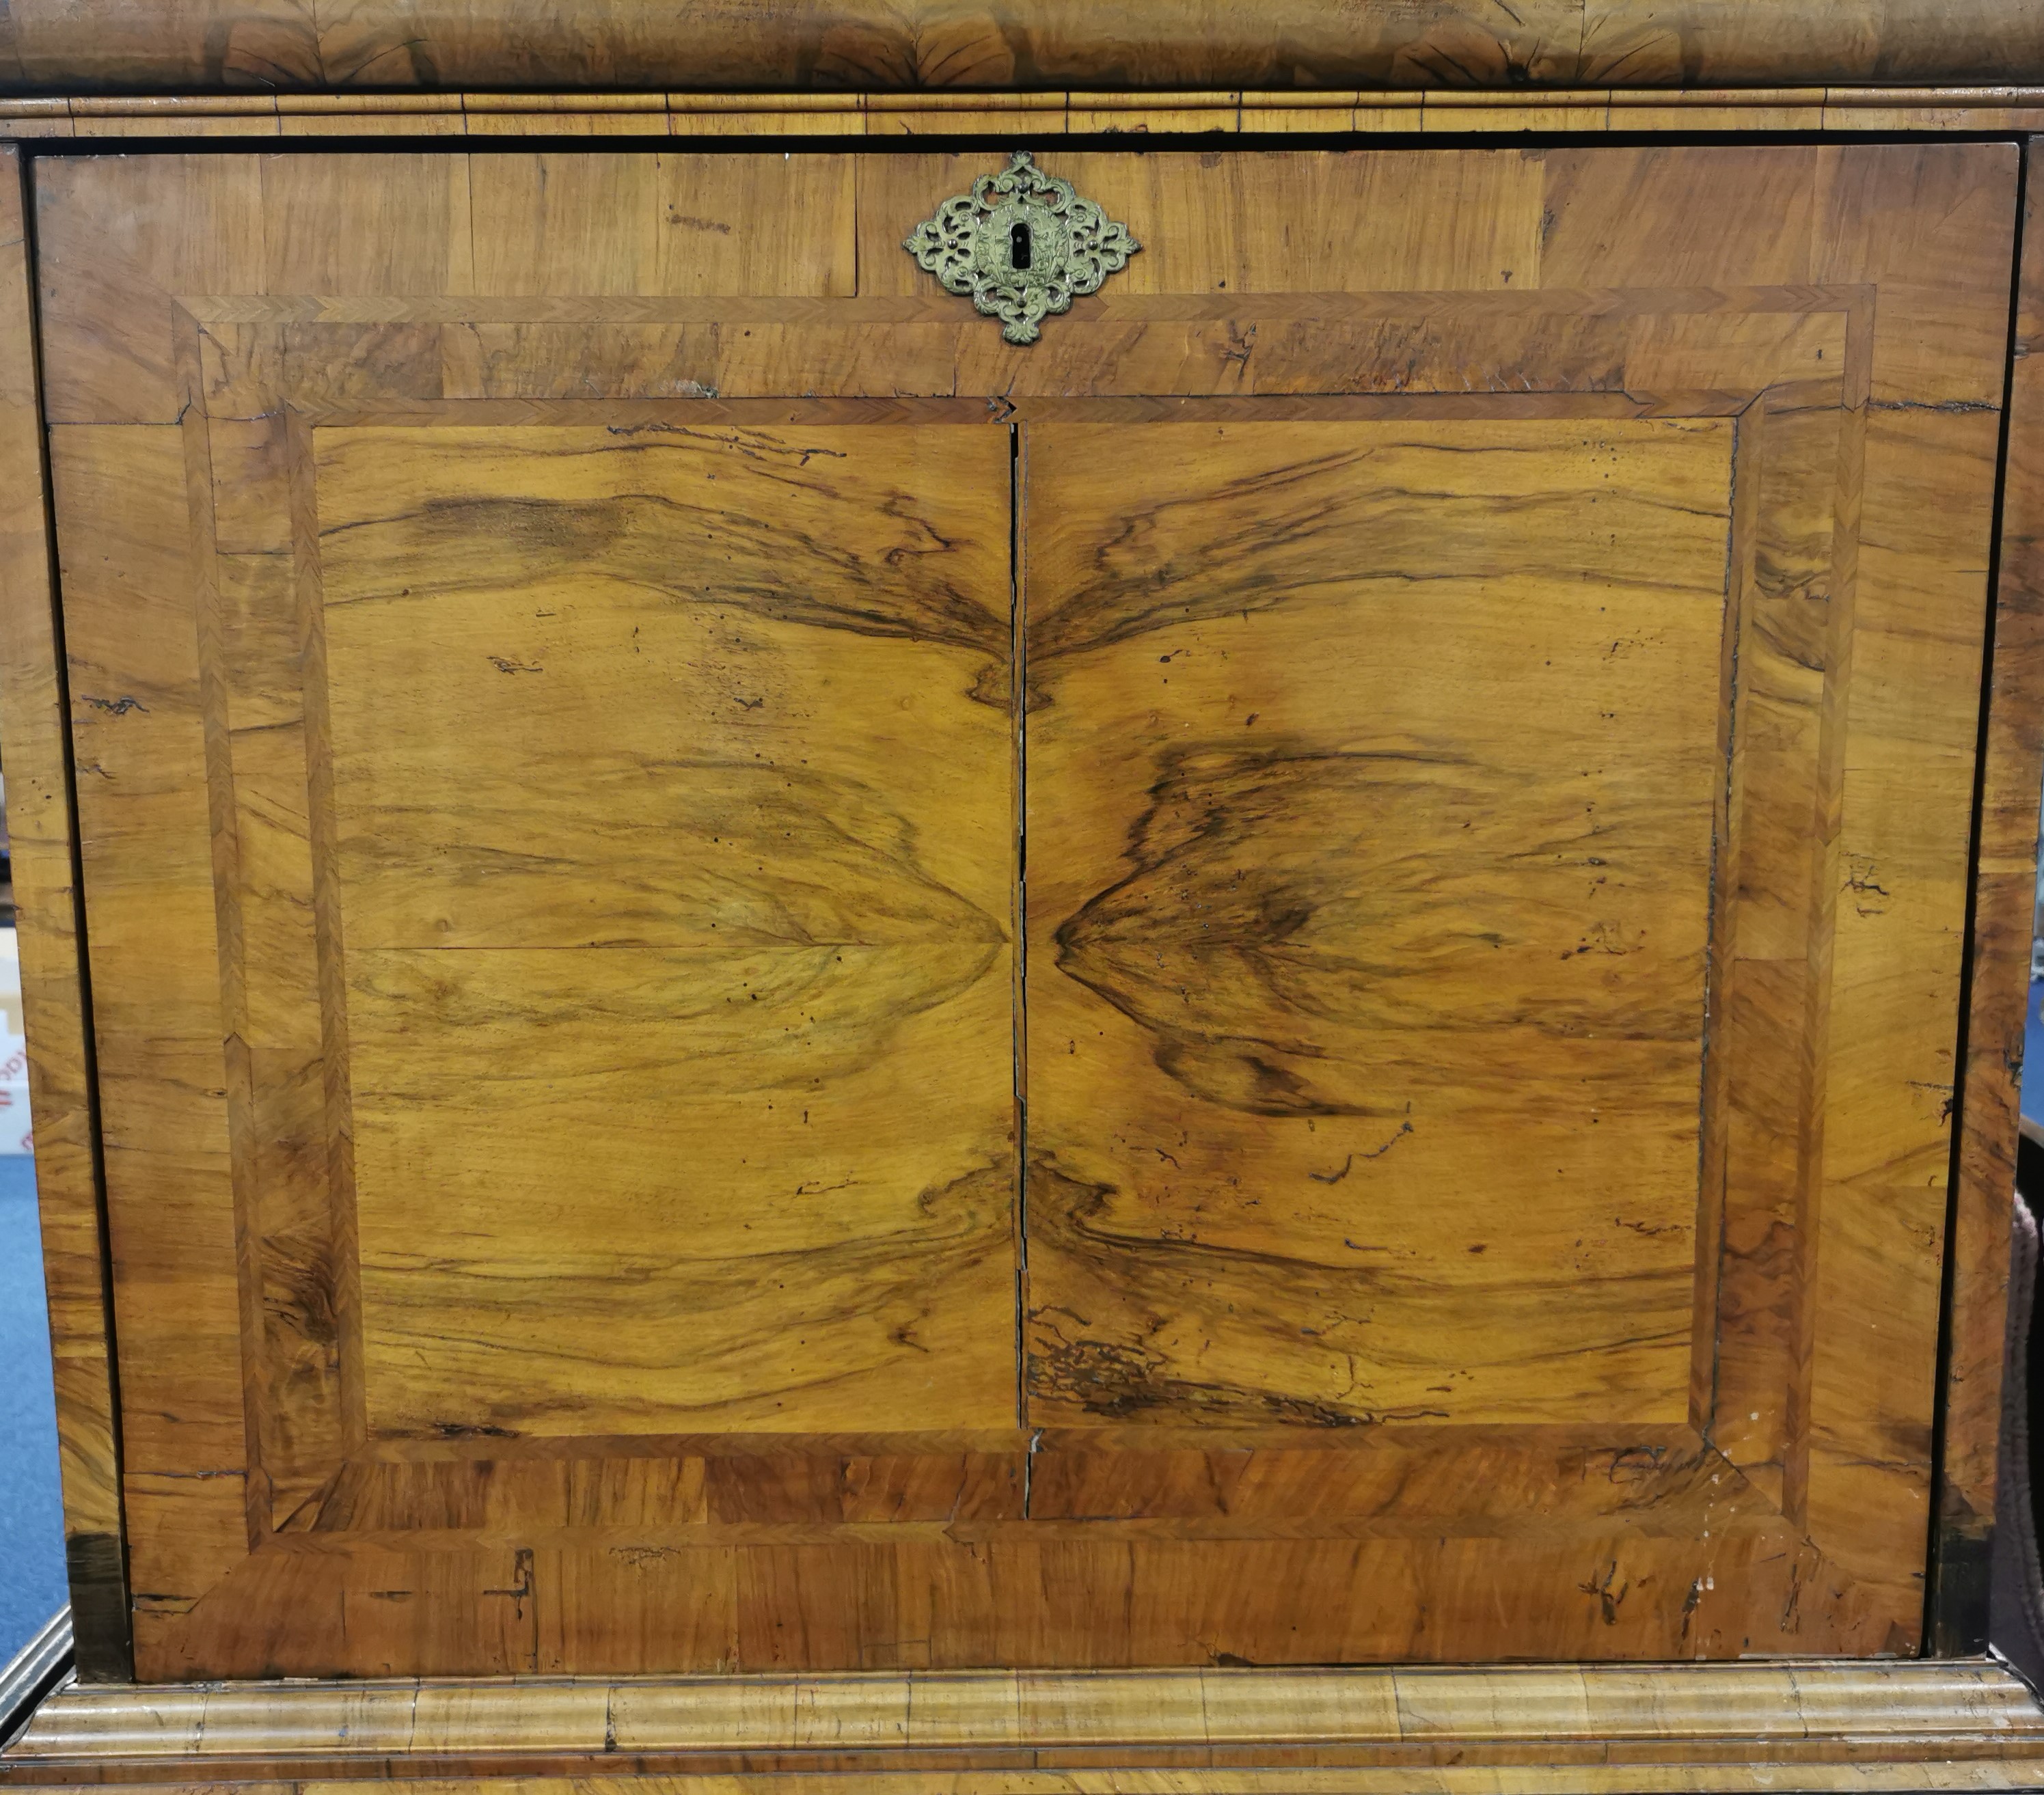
[1011,421,1031,1461]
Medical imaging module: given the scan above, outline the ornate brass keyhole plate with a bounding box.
[902,150,1140,345]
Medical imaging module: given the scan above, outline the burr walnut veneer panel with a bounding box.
[320,424,1017,1442]
[1024,416,1729,1429]
[25,143,2015,1676]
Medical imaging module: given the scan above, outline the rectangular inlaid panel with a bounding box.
[1022,417,1729,1429]
[23,144,2016,1676]
[312,424,1018,1436]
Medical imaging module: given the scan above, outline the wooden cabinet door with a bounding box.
[30,142,2013,1677]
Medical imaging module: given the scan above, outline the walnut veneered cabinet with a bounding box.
[11,140,2021,1677]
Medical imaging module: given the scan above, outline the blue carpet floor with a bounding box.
[0,1153,66,1666]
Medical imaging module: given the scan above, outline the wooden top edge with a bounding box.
[12,85,2044,114]
[1,3,2044,98]
[8,85,2044,135]
[9,1661,2044,1762]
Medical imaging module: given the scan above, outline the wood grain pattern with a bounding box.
[6,1660,2044,1788]
[7,1768,2044,1793]
[50,420,254,1647]
[21,143,2018,1676]
[12,87,2044,139]
[196,396,341,1533]
[0,142,130,1678]
[3,2,2044,95]
[34,152,268,425]
[1022,416,1728,1429]
[1933,134,2044,1652]
[1798,150,2014,1623]
[314,422,1016,1438]
[1693,398,1842,1505]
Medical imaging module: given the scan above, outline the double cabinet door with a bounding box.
[30,141,2015,1675]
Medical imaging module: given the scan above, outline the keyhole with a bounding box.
[1011,221,1033,271]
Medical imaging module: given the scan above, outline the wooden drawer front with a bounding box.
[30,143,2014,1675]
